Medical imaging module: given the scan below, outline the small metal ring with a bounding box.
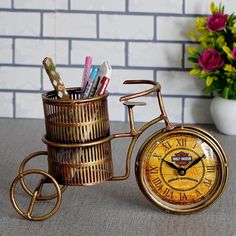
[10,169,62,221]
[19,151,67,200]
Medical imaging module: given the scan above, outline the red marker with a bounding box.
[96,76,110,96]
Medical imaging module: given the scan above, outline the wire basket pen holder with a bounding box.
[43,88,113,186]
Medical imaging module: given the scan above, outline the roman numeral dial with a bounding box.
[142,131,220,209]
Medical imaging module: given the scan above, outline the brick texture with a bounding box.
[185,0,236,15]
[156,17,195,41]
[71,41,125,66]
[71,0,125,12]
[0,12,40,36]
[0,92,13,117]
[14,0,68,10]
[0,66,41,90]
[129,42,182,68]
[0,0,11,8]
[100,14,154,40]
[15,39,68,65]
[0,39,12,63]
[129,0,183,13]
[15,93,44,118]
[0,0,228,123]
[43,13,97,38]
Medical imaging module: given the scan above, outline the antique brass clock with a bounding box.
[136,126,228,214]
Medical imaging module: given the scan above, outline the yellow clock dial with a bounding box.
[136,127,228,214]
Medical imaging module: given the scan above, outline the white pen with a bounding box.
[90,61,112,96]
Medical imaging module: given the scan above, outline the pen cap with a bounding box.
[90,67,99,81]
[85,56,92,67]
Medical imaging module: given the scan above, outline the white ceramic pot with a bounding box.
[210,96,236,135]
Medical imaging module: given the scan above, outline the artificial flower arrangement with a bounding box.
[188,2,236,99]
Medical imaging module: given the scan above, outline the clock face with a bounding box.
[135,127,228,214]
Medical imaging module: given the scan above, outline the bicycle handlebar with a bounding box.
[119,80,161,102]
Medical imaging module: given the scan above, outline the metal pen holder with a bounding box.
[43,88,113,186]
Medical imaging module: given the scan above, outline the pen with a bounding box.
[81,56,92,95]
[90,61,112,97]
[83,67,99,98]
[96,76,110,96]
[42,57,69,99]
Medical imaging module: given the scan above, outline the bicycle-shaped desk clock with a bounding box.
[10,80,228,221]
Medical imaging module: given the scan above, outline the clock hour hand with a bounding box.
[186,155,205,170]
[162,159,180,171]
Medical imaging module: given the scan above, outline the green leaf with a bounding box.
[188,56,198,63]
[199,72,209,79]
[221,6,225,13]
[227,13,235,26]
[203,85,216,94]
[222,87,230,99]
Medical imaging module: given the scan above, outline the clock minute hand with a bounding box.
[163,159,180,171]
[186,155,205,170]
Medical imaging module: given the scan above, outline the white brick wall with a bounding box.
[71,0,126,12]
[15,93,44,118]
[129,42,182,68]
[0,67,41,90]
[185,0,236,14]
[0,0,11,8]
[0,39,12,63]
[156,17,195,41]
[129,0,183,13]
[184,98,212,124]
[0,12,40,36]
[43,13,97,38]
[108,95,125,121]
[156,71,204,95]
[15,39,68,65]
[0,92,13,117]
[100,14,153,40]
[130,96,182,123]
[110,69,154,93]
[71,41,125,66]
[0,0,227,123]
[14,0,68,10]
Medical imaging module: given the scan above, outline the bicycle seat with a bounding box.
[123,101,146,107]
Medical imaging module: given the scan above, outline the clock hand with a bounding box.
[186,155,205,170]
[162,159,180,171]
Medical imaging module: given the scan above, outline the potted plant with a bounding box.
[188,2,236,135]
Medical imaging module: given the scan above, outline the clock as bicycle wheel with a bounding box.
[135,125,228,214]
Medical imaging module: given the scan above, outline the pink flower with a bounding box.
[198,49,224,71]
[207,13,228,32]
[232,48,236,59]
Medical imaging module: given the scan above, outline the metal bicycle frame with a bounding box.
[10,80,176,221]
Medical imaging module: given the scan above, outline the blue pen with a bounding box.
[83,67,99,98]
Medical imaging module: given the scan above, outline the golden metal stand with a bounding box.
[10,80,228,220]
